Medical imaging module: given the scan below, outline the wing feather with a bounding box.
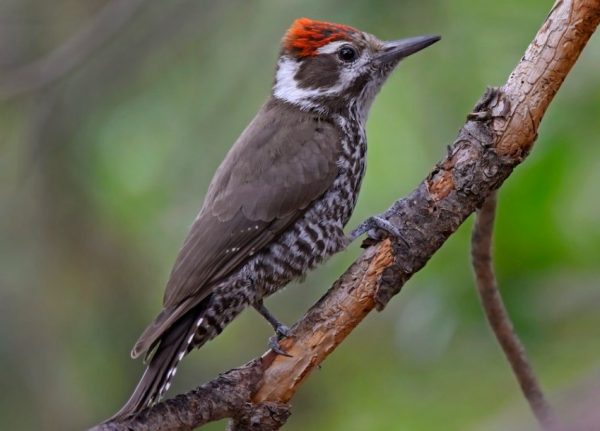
[132,99,340,357]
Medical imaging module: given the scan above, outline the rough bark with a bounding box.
[92,0,600,429]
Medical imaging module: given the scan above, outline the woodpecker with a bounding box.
[110,18,439,420]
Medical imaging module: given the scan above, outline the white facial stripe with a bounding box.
[273,56,347,111]
[273,50,375,113]
[316,40,348,55]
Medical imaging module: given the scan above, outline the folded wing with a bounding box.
[132,100,341,358]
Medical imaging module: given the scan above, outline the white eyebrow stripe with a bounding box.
[316,40,349,54]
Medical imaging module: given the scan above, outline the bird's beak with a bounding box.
[376,34,441,64]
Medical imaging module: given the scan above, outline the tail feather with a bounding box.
[106,308,206,422]
[131,296,197,360]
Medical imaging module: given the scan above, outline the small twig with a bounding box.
[471,192,561,431]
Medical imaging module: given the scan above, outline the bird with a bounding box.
[109,17,439,420]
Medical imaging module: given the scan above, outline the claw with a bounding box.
[349,214,408,245]
[268,334,293,357]
[253,300,293,356]
[275,324,290,338]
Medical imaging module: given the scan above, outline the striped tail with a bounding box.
[106,308,207,422]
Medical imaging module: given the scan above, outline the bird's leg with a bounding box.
[254,300,291,337]
[253,300,292,357]
[349,214,408,245]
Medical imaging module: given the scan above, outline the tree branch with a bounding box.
[92,0,600,429]
[472,193,561,431]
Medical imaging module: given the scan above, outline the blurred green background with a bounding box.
[1,1,599,430]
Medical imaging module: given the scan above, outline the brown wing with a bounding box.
[131,99,340,358]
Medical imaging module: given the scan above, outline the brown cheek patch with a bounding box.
[295,54,340,89]
[284,18,357,58]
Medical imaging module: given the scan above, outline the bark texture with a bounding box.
[92,0,600,429]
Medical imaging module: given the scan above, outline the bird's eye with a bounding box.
[338,46,357,63]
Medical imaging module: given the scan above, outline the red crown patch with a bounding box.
[284,18,357,57]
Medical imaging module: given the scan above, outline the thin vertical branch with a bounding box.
[471,192,561,431]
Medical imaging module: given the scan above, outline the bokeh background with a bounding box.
[1,1,599,430]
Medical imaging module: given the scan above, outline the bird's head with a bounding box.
[273,18,440,118]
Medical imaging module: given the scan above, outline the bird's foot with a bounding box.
[268,325,293,357]
[253,300,293,357]
[349,214,407,245]
[275,323,291,338]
